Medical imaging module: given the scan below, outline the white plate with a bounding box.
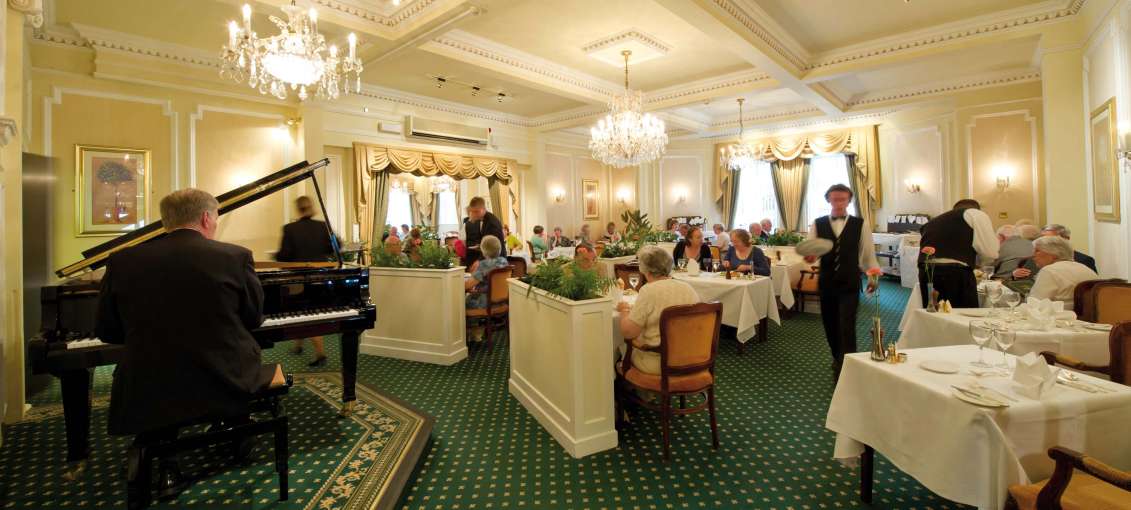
[920,360,960,374]
[952,388,1009,407]
[1082,322,1113,331]
[698,272,721,278]
[795,238,833,257]
[958,309,989,317]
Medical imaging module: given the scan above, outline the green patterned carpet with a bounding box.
[2,280,972,509]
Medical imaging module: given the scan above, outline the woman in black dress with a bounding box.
[672,226,713,271]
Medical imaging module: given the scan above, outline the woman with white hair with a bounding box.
[1028,235,1097,308]
[465,235,509,343]
[616,246,700,374]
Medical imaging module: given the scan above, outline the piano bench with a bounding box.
[127,385,291,509]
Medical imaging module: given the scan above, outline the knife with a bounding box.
[951,385,1008,406]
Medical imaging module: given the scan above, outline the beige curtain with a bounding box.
[353,145,376,247]
[413,176,436,226]
[713,144,739,223]
[356,143,513,183]
[773,158,809,232]
[488,178,507,228]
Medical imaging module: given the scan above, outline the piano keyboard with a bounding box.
[66,337,106,349]
[260,307,361,328]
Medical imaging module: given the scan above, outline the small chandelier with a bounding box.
[221,1,363,101]
[588,50,668,168]
[722,98,757,170]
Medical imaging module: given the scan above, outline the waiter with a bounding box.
[917,199,998,308]
[804,184,879,377]
[276,196,336,366]
[462,196,505,266]
[96,188,286,499]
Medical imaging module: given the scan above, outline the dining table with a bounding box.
[826,345,1131,510]
[769,261,804,310]
[672,271,781,346]
[899,308,1113,366]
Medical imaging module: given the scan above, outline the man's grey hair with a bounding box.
[160,188,219,229]
[996,225,1016,238]
[1017,224,1041,240]
[712,223,725,232]
[480,235,502,258]
[1042,223,1071,239]
[637,245,674,278]
[1033,235,1073,261]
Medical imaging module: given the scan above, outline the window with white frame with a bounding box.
[436,190,459,235]
[384,187,413,232]
[731,159,782,231]
[802,154,856,228]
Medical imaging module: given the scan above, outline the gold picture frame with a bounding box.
[1089,98,1121,223]
[582,179,599,219]
[75,144,151,237]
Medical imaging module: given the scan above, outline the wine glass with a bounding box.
[677,258,688,271]
[628,274,641,291]
[981,265,995,282]
[969,320,993,367]
[993,325,1016,370]
[1002,290,1021,321]
[711,259,721,273]
[985,283,1003,318]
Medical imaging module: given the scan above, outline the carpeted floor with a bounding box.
[2,279,972,509]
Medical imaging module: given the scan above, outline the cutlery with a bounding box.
[951,385,1008,406]
[1057,372,1113,393]
[970,382,1019,402]
[1056,379,1098,393]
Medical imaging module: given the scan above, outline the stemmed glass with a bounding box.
[981,265,995,282]
[985,283,1003,318]
[969,320,994,367]
[628,274,641,291]
[711,259,721,273]
[677,258,688,271]
[1002,290,1021,321]
[993,326,1016,371]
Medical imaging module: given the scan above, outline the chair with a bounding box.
[1072,279,1126,321]
[1005,446,1131,510]
[614,263,645,291]
[466,266,513,350]
[1091,281,1131,327]
[709,245,721,262]
[595,243,605,257]
[506,256,528,278]
[526,240,541,263]
[128,382,291,509]
[1041,321,1131,386]
[616,302,722,461]
[792,266,821,312]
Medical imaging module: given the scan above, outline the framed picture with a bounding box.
[1090,98,1121,223]
[582,179,599,219]
[75,144,151,236]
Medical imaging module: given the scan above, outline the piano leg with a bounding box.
[338,331,360,417]
[59,368,93,480]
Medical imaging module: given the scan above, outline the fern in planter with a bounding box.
[520,258,613,301]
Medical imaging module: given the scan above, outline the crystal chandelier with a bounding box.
[221,1,363,101]
[588,50,668,168]
[722,98,757,170]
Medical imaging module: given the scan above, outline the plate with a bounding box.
[958,309,989,317]
[1082,322,1113,331]
[795,238,833,257]
[952,388,1009,408]
[919,360,960,374]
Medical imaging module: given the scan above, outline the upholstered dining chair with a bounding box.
[709,245,721,262]
[1072,279,1125,321]
[614,263,645,291]
[1040,321,1131,386]
[1090,281,1131,327]
[506,256,528,278]
[1005,446,1131,510]
[616,302,722,461]
[466,266,513,351]
[792,266,820,312]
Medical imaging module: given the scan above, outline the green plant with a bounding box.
[370,242,408,268]
[413,224,440,241]
[644,230,679,243]
[370,240,454,269]
[620,209,652,241]
[600,239,642,258]
[761,231,804,246]
[521,258,612,301]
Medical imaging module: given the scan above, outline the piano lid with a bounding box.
[56,158,333,278]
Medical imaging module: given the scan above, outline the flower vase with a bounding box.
[926,284,939,313]
[869,316,887,361]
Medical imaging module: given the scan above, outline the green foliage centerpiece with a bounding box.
[760,231,805,246]
[521,258,613,301]
[369,241,454,269]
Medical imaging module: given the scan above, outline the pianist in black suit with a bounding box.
[96,188,286,497]
[276,196,335,366]
[462,196,506,266]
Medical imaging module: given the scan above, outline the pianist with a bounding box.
[276,195,336,367]
[96,188,286,499]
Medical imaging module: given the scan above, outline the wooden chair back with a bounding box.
[658,303,722,380]
[1109,321,1131,386]
[526,240,538,262]
[486,266,513,306]
[794,266,820,293]
[709,245,721,262]
[595,243,605,257]
[614,263,645,291]
[1073,279,1125,320]
[506,257,528,278]
[1092,281,1131,326]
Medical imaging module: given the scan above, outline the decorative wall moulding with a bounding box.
[846,69,1041,108]
[583,29,671,68]
[0,117,17,147]
[9,0,44,28]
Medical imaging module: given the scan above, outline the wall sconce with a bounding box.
[615,188,631,205]
[551,187,566,203]
[992,164,1012,192]
[904,180,921,194]
[673,186,688,204]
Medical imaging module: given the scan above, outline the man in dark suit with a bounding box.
[1012,223,1099,281]
[97,188,286,499]
[277,196,336,366]
[462,196,505,266]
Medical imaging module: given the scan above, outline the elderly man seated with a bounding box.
[1028,236,1098,309]
[994,224,1040,278]
[615,246,700,375]
[1041,223,1097,272]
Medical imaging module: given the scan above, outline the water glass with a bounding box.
[985,283,1003,318]
[981,265,995,282]
[1002,290,1021,320]
[993,326,1016,370]
[711,259,721,273]
[969,320,993,367]
[677,258,688,271]
[628,274,641,290]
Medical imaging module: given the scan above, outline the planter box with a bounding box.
[362,266,467,365]
[507,279,617,458]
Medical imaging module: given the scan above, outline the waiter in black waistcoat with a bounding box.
[462,196,506,266]
[96,188,287,499]
[276,195,337,366]
[917,199,998,309]
[804,184,879,376]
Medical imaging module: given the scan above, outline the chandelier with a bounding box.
[221,1,363,101]
[588,50,668,168]
[722,98,757,170]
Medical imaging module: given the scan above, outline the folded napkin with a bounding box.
[1012,352,1059,399]
[687,263,701,276]
[1020,298,1064,331]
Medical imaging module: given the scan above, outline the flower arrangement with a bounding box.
[645,230,679,243]
[412,224,440,241]
[920,246,939,311]
[600,239,642,258]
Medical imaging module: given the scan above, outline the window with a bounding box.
[731,160,781,231]
[436,190,459,235]
[384,187,413,231]
[803,154,856,228]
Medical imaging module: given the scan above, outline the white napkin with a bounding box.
[688,263,701,276]
[1021,298,1064,331]
[1011,352,1059,399]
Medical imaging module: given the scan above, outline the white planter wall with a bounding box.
[362,266,467,365]
[507,279,617,458]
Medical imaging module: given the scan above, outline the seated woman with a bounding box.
[1028,235,1098,309]
[504,225,523,253]
[530,225,549,259]
[723,229,771,276]
[464,235,508,343]
[403,227,424,262]
[672,226,713,270]
[616,246,700,375]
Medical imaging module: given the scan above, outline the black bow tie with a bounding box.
[831,216,847,220]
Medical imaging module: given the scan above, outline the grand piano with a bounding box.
[28,159,376,471]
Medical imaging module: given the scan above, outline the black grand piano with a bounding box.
[28,159,376,470]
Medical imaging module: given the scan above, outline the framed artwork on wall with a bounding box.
[582,179,599,219]
[1089,98,1120,223]
[75,144,151,236]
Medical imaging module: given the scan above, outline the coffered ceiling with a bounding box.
[37,0,1076,137]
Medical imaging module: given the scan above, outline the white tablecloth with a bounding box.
[827,345,1131,510]
[898,309,1111,366]
[770,262,804,309]
[672,273,781,343]
[899,245,920,288]
[508,249,534,266]
[547,247,574,260]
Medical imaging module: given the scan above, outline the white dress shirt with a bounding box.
[1029,260,1098,309]
[805,216,880,271]
[929,208,999,265]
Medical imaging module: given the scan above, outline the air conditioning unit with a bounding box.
[405,116,490,146]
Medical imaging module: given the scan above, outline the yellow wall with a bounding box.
[3,7,27,424]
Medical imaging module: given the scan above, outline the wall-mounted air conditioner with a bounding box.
[405,116,490,146]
